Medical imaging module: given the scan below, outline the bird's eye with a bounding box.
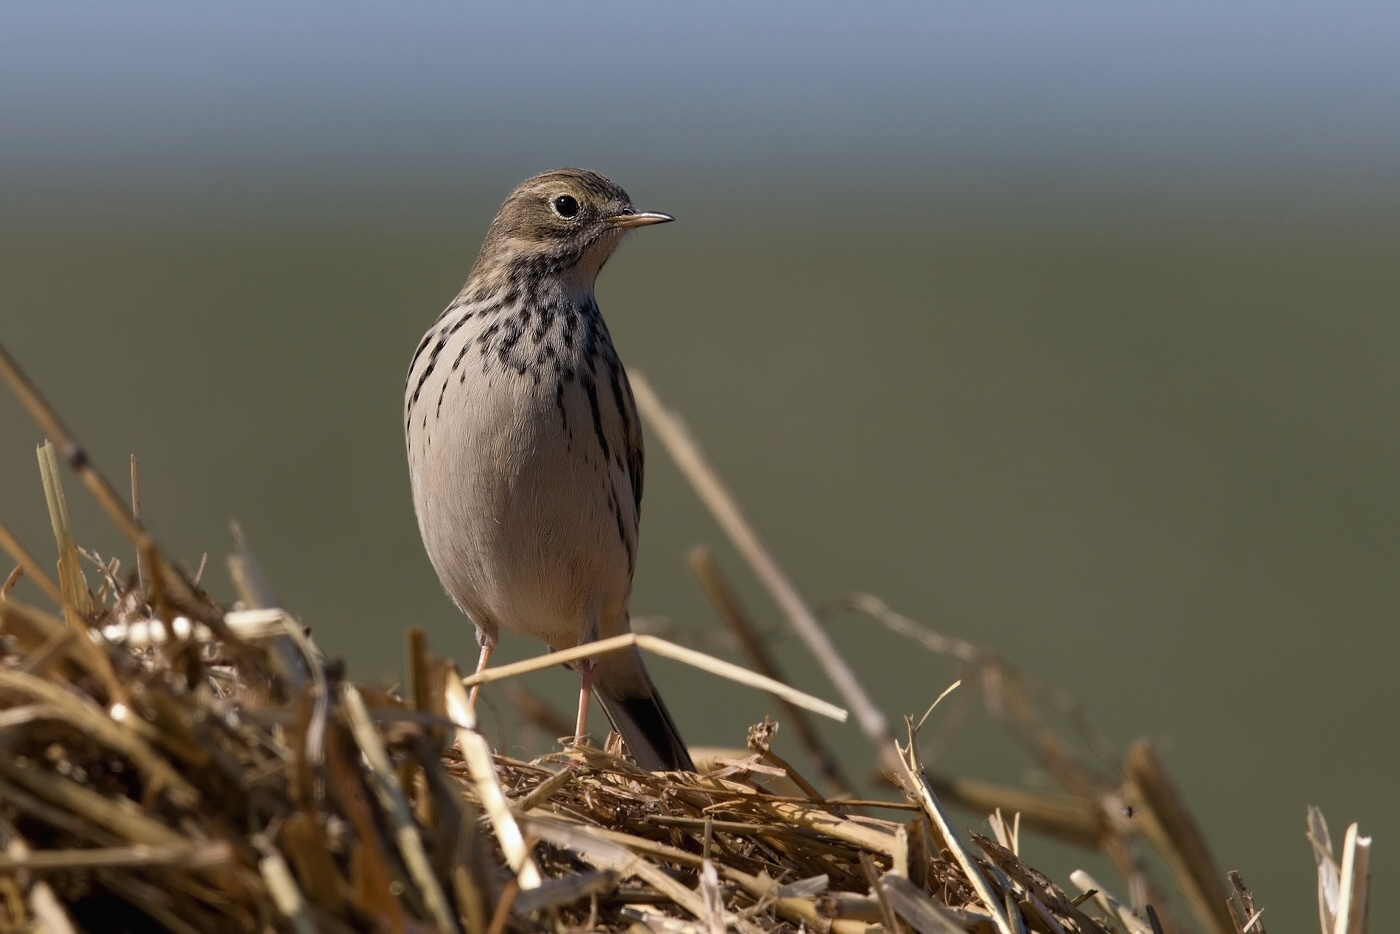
[551,194,580,218]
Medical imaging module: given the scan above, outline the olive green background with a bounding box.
[3,3,1397,926]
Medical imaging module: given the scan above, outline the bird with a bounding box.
[404,168,693,772]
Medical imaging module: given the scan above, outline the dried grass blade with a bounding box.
[523,815,734,929]
[895,739,1014,934]
[1006,891,1028,934]
[775,875,829,898]
[1308,806,1339,934]
[511,870,618,914]
[255,835,320,934]
[27,883,79,934]
[36,443,129,705]
[0,518,64,605]
[0,703,62,729]
[757,798,900,857]
[1068,870,1152,934]
[528,815,717,880]
[510,765,576,813]
[971,833,1086,934]
[923,775,1102,849]
[1227,870,1266,934]
[444,667,543,890]
[406,627,433,715]
[130,454,147,590]
[1022,895,1068,934]
[37,441,90,617]
[878,873,965,934]
[0,776,126,849]
[1124,740,1234,934]
[629,858,710,923]
[722,866,872,934]
[458,631,847,722]
[636,634,846,721]
[485,878,521,934]
[522,814,637,867]
[0,841,232,872]
[341,683,459,932]
[1332,822,1370,934]
[0,669,196,805]
[226,523,279,609]
[0,759,186,847]
[860,853,900,934]
[322,722,407,929]
[224,608,300,637]
[699,861,726,934]
[279,813,347,916]
[0,599,92,684]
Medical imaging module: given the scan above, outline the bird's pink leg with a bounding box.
[574,657,596,748]
[467,638,494,712]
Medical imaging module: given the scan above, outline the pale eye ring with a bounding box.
[551,194,580,218]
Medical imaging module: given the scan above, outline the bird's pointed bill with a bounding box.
[605,211,674,229]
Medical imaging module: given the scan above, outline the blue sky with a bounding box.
[4,2,1397,175]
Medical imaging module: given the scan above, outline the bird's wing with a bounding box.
[614,363,644,519]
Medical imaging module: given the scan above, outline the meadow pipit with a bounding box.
[404,169,692,771]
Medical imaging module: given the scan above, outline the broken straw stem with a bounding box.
[458,632,847,723]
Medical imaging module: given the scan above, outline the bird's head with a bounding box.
[470,168,672,295]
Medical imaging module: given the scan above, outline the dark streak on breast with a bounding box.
[406,333,448,432]
[555,381,571,444]
[607,486,634,569]
[407,328,437,384]
[435,378,449,420]
[580,374,610,464]
[497,315,525,368]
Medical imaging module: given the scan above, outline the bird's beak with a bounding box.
[605,211,674,229]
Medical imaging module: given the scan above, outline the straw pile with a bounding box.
[0,343,1372,934]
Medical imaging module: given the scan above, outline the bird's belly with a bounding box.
[408,371,636,649]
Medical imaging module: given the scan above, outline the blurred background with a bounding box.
[2,1,1396,924]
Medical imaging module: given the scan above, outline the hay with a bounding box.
[0,342,1372,933]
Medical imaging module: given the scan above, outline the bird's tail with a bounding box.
[592,646,694,772]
